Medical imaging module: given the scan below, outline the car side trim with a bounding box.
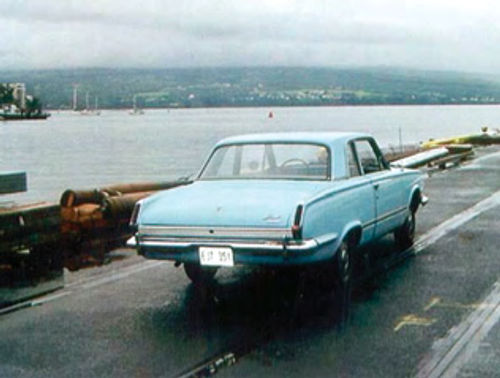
[362,205,408,229]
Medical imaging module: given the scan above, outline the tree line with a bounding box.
[2,67,500,110]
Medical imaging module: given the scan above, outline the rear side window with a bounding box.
[347,143,361,177]
[353,139,385,174]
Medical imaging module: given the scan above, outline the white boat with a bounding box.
[129,95,144,115]
[80,92,101,116]
[392,147,449,168]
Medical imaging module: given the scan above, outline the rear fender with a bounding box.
[408,185,422,213]
[340,221,363,246]
[328,221,363,258]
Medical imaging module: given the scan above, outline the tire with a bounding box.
[184,263,217,285]
[325,239,353,324]
[335,240,352,286]
[336,239,352,302]
[394,210,416,250]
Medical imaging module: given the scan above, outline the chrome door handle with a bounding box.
[373,183,379,190]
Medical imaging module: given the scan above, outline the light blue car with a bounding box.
[128,132,427,288]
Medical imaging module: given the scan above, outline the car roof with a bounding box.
[216,131,370,147]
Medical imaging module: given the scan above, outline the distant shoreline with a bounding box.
[46,102,500,111]
[4,67,500,112]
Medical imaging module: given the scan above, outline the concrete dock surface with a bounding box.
[0,146,499,377]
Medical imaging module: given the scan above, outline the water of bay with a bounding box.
[1,105,499,204]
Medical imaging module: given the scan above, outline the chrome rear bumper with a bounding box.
[126,235,318,251]
[127,225,339,265]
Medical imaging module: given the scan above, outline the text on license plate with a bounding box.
[199,247,234,267]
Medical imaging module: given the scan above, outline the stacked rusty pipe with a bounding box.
[60,180,190,270]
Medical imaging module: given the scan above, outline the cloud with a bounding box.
[1,0,500,73]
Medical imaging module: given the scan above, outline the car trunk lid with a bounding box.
[139,180,330,230]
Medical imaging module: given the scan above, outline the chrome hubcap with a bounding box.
[339,243,350,282]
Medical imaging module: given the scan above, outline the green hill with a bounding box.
[1,67,500,109]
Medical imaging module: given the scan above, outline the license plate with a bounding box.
[199,246,234,267]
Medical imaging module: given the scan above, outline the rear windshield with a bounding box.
[199,143,330,180]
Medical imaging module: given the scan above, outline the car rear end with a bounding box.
[128,199,325,267]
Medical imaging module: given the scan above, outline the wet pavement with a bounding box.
[0,146,499,378]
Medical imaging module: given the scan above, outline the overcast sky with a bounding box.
[1,0,499,73]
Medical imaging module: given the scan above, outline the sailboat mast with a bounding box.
[72,84,79,110]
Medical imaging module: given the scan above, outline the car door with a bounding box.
[345,141,377,244]
[352,138,405,238]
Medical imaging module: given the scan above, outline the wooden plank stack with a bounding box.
[0,203,62,286]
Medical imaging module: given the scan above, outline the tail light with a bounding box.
[129,201,142,229]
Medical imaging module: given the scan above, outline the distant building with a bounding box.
[10,83,26,110]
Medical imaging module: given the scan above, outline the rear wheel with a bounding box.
[318,238,353,324]
[335,240,352,286]
[394,210,416,249]
[184,263,217,285]
[333,239,353,322]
